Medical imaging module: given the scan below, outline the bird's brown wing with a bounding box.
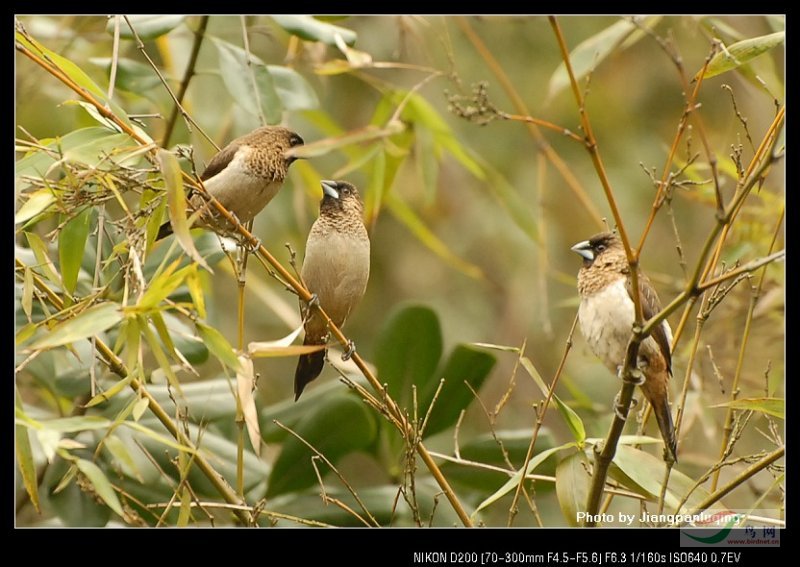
[626,272,672,374]
[200,141,242,181]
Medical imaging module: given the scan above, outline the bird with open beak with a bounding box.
[157,126,304,240]
[294,180,370,400]
[572,232,678,462]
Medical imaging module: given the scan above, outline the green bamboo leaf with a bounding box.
[35,415,111,432]
[712,397,784,419]
[421,345,496,438]
[440,428,557,492]
[267,65,319,110]
[58,208,93,295]
[84,376,133,407]
[272,15,356,46]
[699,32,785,80]
[135,258,183,312]
[610,445,729,516]
[374,305,443,413]
[212,39,282,124]
[555,450,592,526]
[75,458,124,517]
[21,267,34,320]
[266,393,377,497]
[547,16,662,101]
[156,149,210,272]
[108,15,185,40]
[197,322,241,371]
[139,315,183,394]
[103,434,143,482]
[16,31,129,122]
[15,189,56,224]
[29,303,122,350]
[15,392,40,512]
[16,127,119,190]
[520,357,585,443]
[385,193,484,280]
[472,442,574,519]
[24,231,62,288]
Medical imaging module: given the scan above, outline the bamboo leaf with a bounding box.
[15,189,56,224]
[156,149,210,272]
[547,17,662,101]
[197,322,241,371]
[24,231,62,288]
[520,357,585,443]
[555,450,592,526]
[272,15,356,46]
[29,303,122,350]
[15,392,40,512]
[58,208,93,295]
[212,39,282,124]
[699,32,785,80]
[236,356,261,457]
[110,15,185,40]
[75,458,124,517]
[267,65,319,111]
[712,397,784,419]
[472,443,574,519]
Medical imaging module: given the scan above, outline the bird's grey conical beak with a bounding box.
[571,240,594,261]
[321,180,339,199]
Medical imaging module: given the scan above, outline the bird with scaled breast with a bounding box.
[572,232,678,462]
[294,180,370,401]
[156,126,304,240]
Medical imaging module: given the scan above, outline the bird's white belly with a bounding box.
[578,279,636,370]
[203,153,280,223]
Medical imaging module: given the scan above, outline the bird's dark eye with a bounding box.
[289,134,304,147]
[596,244,606,252]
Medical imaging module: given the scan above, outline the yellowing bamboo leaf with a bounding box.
[24,232,62,288]
[132,397,150,421]
[29,303,122,350]
[699,32,785,80]
[84,376,133,407]
[156,149,210,272]
[22,267,33,320]
[15,392,40,512]
[712,397,784,419]
[236,356,261,457]
[15,189,56,224]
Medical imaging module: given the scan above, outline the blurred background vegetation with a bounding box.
[15,15,784,527]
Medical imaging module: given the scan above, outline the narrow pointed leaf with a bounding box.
[29,303,122,350]
[699,32,785,79]
[75,458,124,517]
[555,450,592,526]
[58,208,93,295]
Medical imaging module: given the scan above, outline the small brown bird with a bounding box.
[572,232,678,461]
[156,126,304,240]
[294,180,370,400]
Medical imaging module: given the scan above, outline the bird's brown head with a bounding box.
[246,125,304,173]
[319,180,364,218]
[571,231,622,268]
